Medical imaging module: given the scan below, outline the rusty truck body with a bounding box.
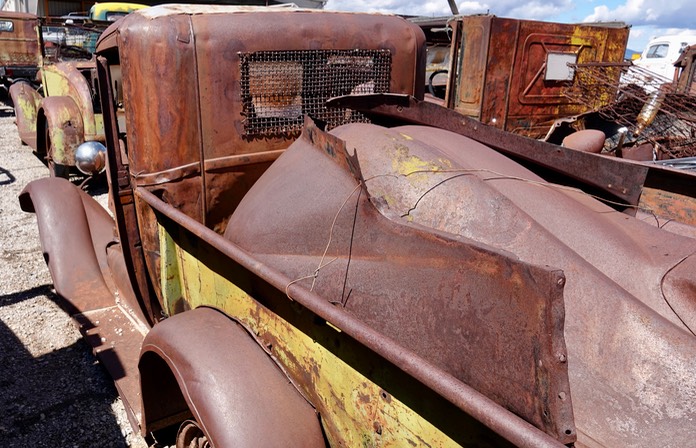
[0,11,41,101]
[19,5,696,447]
[421,15,629,139]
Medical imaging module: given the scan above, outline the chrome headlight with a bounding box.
[75,141,107,175]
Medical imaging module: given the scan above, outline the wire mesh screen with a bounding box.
[239,49,392,137]
[562,63,696,159]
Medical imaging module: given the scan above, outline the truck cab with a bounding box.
[0,12,41,102]
[634,34,696,80]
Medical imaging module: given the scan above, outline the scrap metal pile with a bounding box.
[559,62,696,160]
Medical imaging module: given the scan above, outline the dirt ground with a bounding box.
[0,108,149,447]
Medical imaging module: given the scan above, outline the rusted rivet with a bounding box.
[558,353,567,363]
[379,390,391,403]
[558,391,566,400]
[373,421,382,435]
[396,106,403,112]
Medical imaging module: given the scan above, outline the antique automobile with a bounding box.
[8,6,142,178]
[0,12,41,102]
[19,5,695,447]
[10,56,103,178]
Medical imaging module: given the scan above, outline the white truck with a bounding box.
[634,34,696,79]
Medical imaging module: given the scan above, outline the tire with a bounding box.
[176,420,211,448]
[44,120,70,179]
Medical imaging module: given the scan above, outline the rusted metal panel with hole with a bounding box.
[446,15,629,138]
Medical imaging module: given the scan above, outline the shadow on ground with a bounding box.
[0,285,130,448]
[0,166,15,185]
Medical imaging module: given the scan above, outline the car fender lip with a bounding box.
[19,177,115,312]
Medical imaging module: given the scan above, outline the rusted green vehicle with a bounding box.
[9,21,106,178]
[19,5,696,447]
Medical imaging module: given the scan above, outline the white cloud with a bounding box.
[458,2,491,15]
[324,0,572,19]
[583,0,694,28]
[324,0,456,16]
[506,1,571,20]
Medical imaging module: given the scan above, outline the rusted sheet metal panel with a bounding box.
[41,96,84,165]
[639,186,696,226]
[221,120,576,444]
[324,121,696,447]
[8,80,41,148]
[118,13,200,176]
[112,8,427,300]
[118,9,424,176]
[447,15,491,119]
[41,61,101,137]
[448,15,629,138]
[0,12,41,70]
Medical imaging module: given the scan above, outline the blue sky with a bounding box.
[323,0,696,52]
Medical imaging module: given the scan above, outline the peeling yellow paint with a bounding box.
[391,145,444,181]
[159,224,460,447]
[398,132,414,141]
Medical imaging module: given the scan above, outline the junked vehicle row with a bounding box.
[7,4,696,448]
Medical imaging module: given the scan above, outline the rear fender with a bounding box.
[139,307,325,447]
[8,80,41,148]
[18,177,116,313]
[40,96,85,165]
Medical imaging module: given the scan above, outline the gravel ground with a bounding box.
[0,108,149,447]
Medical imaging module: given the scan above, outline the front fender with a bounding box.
[40,96,85,166]
[19,177,116,313]
[8,80,41,148]
[139,307,326,447]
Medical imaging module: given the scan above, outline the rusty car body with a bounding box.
[11,56,103,177]
[8,15,120,177]
[19,5,696,447]
[428,15,629,138]
[0,11,41,101]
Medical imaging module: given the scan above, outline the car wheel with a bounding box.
[176,420,211,448]
[44,120,70,179]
